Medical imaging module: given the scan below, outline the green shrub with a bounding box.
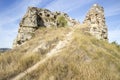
[57,16,67,27]
[111,41,120,47]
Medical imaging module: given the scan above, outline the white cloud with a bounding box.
[0,28,17,48]
[1,0,97,48]
[0,0,43,27]
[1,0,120,48]
[45,0,95,12]
[44,0,95,22]
[105,4,120,17]
[108,30,120,44]
[0,0,43,48]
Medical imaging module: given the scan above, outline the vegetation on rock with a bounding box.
[57,16,68,27]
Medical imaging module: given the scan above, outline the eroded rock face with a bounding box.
[83,4,108,40]
[13,7,78,48]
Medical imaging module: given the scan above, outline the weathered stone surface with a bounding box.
[13,7,78,48]
[13,4,108,48]
[83,4,108,40]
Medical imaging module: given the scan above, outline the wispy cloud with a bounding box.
[44,0,95,22]
[0,0,120,48]
[105,3,120,17]
[0,0,42,27]
[0,0,43,48]
[0,26,17,48]
[105,3,120,44]
[0,0,96,48]
[45,0,95,12]
[108,30,120,44]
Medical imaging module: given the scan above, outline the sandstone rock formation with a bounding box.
[83,4,108,40]
[13,7,78,48]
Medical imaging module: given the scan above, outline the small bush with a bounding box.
[57,16,67,27]
[111,41,120,47]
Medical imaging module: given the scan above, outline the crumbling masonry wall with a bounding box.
[13,7,78,48]
[83,4,108,40]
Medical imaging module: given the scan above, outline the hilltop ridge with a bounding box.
[1,24,120,80]
[0,4,119,80]
[13,4,108,48]
[13,7,79,48]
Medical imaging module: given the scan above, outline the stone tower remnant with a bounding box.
[13,4,108,48]
[83,4,108,40]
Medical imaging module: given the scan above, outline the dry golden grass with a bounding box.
[20,26,120,80]
[0,25,120,80]
[0,50,42,80]
[0,27,71,80]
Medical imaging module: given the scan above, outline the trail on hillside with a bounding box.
[10,25,78,80]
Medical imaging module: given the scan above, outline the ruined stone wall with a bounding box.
[13,4,108,48]
[13,7,78,48]
[83,4,108,40]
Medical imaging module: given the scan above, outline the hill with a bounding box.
[0,4,120,80]
[0,48,11,53]
[0,24,120,80]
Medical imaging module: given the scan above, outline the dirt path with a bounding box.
[10,25,77,80]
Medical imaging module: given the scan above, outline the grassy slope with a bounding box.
[0,25,120,80]
[0,27,71,80]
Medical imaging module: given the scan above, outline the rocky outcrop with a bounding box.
[13,4,108,48]
[83,4,108,40]
[13,7,78,48]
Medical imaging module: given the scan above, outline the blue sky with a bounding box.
[0,0,120,48]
